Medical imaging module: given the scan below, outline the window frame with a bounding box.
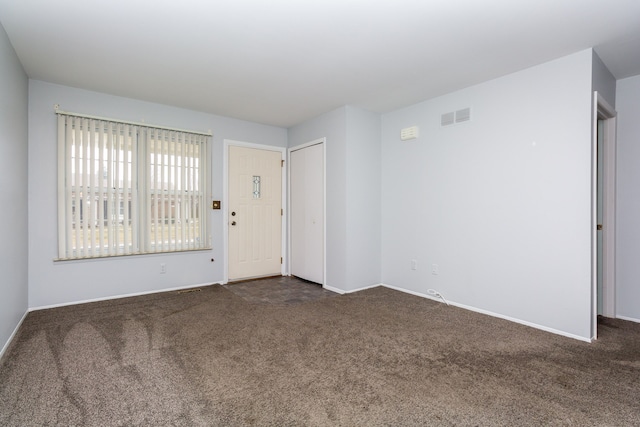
[56,110,211,261]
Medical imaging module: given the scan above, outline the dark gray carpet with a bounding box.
[224,276,337,305]
[1,281,639,426]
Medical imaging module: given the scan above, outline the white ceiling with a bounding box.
[1,0,639,128]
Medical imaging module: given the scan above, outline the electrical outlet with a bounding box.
[411,259,417,270]
[160,263,166,274]
[431,264,439,275]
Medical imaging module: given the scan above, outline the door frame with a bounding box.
[287,138,327,287]
[223,139,287,284]
[591,91,617,339]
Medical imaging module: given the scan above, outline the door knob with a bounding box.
[231,221,236,226]
[231,211,236,216]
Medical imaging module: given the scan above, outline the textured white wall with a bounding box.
[345,106,381,291]
[381,50,594,340]
[0,22,28,356]
[615,74,640,322]
[28,81,287,308]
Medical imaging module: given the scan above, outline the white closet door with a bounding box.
[290,143,324,284]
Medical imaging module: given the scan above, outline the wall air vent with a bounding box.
[455,107,471,123]
[400,126,419,141]
[441,107,472,128]
[440,112,455,127]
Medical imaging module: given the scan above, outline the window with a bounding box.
[56,112,210,260]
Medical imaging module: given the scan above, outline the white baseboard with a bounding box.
[0,310,29,362]
[323,283,382,295]
[380,283,592,343]
[382,283,444,304]
[29,281,224,312]
[616,315,640,324]
[323,285,346,295]
[345,283,383,294]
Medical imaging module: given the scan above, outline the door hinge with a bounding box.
[281,159,284,167]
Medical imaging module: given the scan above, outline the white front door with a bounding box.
[228,145,282,280]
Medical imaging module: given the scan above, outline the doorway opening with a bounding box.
[592,91,617,340]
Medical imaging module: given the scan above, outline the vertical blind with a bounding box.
[57,113,210,260]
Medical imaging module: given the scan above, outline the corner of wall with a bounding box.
[592,49,617,107]
[0,20,29,362]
